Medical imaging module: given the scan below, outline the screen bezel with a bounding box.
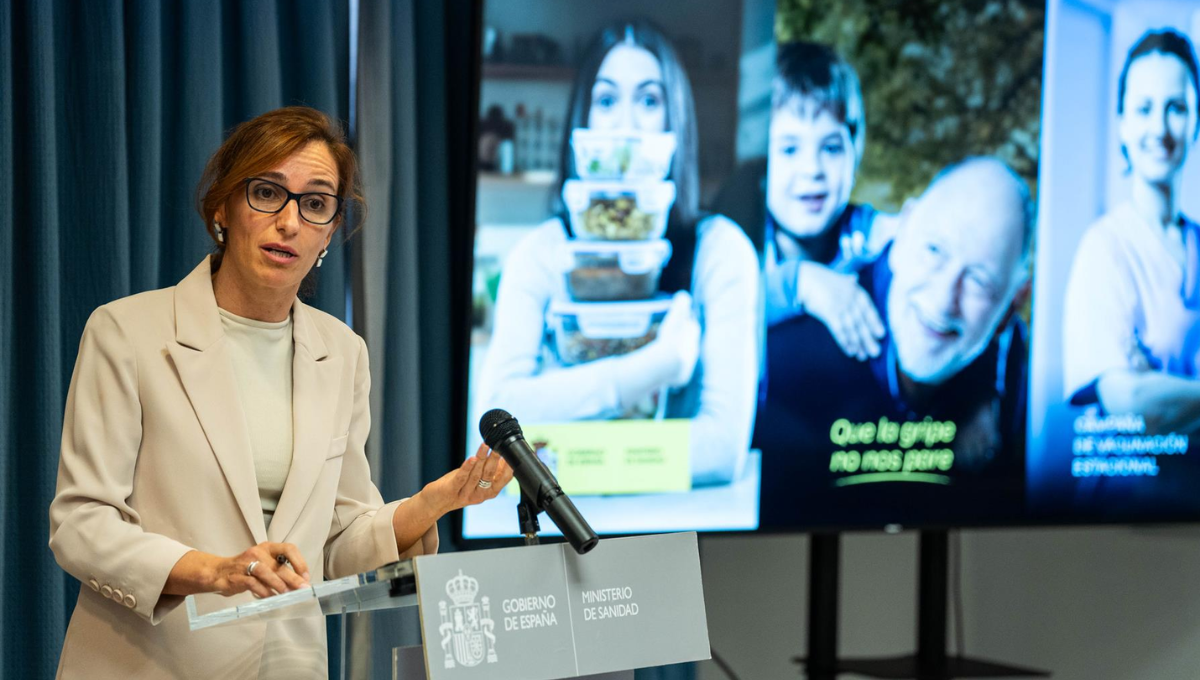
[449,0,1200,549]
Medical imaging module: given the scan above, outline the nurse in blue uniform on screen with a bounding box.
[1063,29,1200,436]
[476,21,760,486]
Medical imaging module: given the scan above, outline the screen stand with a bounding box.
[798,531,1050,679]
[517,489,541,546]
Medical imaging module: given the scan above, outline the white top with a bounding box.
[477,215,761,485]
[218,307,294,528]
[1062,201,1200,400]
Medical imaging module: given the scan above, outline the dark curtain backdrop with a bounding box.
[351,0,473,674]
[0,0,350,676]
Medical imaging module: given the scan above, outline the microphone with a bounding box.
[479,409,599,555]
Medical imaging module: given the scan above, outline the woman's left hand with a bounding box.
[423,443,515,514]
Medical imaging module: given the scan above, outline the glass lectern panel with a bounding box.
[185,560,417,631]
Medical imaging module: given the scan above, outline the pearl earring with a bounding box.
[214,222,225,244]
[316,248,329,268]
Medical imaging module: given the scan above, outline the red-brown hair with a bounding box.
[196,106,365,255]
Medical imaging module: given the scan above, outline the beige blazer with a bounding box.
[49,256,436,679]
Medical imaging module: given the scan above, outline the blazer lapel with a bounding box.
[269,300,341,542]
[168,257,268,545]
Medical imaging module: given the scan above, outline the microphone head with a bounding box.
[479,409,523,448]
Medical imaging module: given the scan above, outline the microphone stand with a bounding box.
[481,410,599,554]
[517,488,541,546]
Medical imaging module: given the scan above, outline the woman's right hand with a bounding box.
[210,542,310,598]
[796,261,885,360]
[611,291,700,413]
[649,290,701,387]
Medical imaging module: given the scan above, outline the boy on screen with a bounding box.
[764,42,897,360]
[754,158,1032,525]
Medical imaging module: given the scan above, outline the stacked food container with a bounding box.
[548,129,678,419]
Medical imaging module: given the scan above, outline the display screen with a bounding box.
[463,0,1200,538]
[1027,0,1200,522]
[465,0,772,538]
[751,0,1046,529]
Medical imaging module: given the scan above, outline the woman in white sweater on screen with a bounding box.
[1063,29,1200,435]
[477,21,760,486]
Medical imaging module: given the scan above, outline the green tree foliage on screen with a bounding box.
[776,0,1044,211]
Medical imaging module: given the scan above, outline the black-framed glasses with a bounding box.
[244,177,342,225]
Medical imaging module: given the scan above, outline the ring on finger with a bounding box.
[247,560,260,576]
[477,478,493,489]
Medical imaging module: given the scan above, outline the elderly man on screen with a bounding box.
[753,157,1032,524]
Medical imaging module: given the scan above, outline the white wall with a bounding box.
[696,527,1200,680]
[961,526,1200,680]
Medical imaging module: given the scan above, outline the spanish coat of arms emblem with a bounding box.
[438,570,498,669]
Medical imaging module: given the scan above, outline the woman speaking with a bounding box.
[48,107,513,678]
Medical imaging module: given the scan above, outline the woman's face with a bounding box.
[215,141,339,293]
[1119,52,1197,186]
[587,44,667,132]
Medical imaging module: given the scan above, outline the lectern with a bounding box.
[186,532,710,679]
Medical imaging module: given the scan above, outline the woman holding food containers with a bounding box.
[477,21,760,486]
